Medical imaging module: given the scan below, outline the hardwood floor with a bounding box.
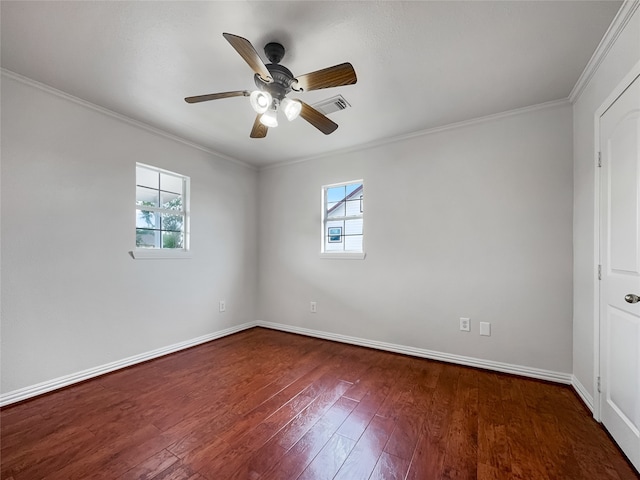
[1,327,638,479]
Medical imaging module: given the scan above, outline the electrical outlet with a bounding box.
[219,300,226,313]
[310,301,317,313]
[460,317,470,332]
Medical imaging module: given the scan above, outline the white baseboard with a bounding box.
[571,374,595,413]
[256,321,573,385]
[2,320,577,407]
[0,321,258,407]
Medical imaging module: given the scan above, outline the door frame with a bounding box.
[593,59,640,422]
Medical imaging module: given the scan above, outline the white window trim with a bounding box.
[319,252,366,260]
[131,249,192,260]
[134,163,191,259]
[320,179,365,259]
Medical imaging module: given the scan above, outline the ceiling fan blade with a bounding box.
[250,114,268,138]
[294,63,357,92]
[185,90,249,103]
[223,33,273,83]
[298,101,338,135]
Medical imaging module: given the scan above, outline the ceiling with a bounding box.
[1,1,622,168]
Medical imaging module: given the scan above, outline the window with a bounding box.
[322,180,364,257]
[135,164,189,254]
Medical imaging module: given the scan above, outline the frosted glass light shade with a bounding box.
[249,91,272,114]
[260,109,278,127]
[281,98,302,121]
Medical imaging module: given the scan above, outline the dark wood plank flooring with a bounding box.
[1,327,638,479]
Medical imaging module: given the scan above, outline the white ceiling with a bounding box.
[1,1,621,168]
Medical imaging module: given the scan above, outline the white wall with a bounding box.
[258,103,574,374]
[572,5,640,400]
[9,3,636,397]
[0,75,259,395]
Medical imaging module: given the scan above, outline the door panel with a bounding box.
[600,72,640,473]
[606,306,639,431]
[609,112,640,272]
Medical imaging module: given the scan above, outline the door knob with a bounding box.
[625,294,640,304]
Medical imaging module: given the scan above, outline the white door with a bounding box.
[599,72,640,473]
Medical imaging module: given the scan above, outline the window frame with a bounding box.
[320,180,366,260]
[132,163,191,260]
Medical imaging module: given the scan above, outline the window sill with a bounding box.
[319,252,366,260]
[130,249,192,260]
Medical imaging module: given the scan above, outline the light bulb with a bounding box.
[281,98,302,121]
[260,109,278,128]
[249,91,272,114]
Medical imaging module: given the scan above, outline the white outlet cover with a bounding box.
[460,317,470,332]
[219,301,226,312]
[480,321,491,336]
[310,301,317,313]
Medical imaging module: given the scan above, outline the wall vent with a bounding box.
[312,95,351,115]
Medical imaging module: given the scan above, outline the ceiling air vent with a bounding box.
[312,95,351,115]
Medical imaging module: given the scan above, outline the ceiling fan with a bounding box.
[185,33,357,138]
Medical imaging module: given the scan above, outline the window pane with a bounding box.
[327,226,343,243]
[161,213,184,233]
[136,210,158,229]
[161,191,182,210]
[327,186,346,203]
[136,166,158,189]
[326,220,344,251]
[325,238,344,251]
[136,186,159,207]
[327,219,344,230]
[327,202,345,218]
[323,181,364,254]
[161,173,183,194]
[346,183,362,197]
[136,164,189,251]
[344,235,363,251]
[162,231,183,249]
[345,199,362,216]
[344,218,363,236]
[136,229,159,248]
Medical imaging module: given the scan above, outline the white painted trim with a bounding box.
[569,1,640,103]
[256,321,573,385]
[572,374,595,413]
[319,252,366,260]
[130,249,192,260]
[2,319,578,407]
[0,321,258,407]
[0,68,254,171]
[593,109,603,422]
[262,99,570,171]
[591,60,640,422]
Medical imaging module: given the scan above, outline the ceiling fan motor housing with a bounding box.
[264,42,285,64]
[254,63,296,101]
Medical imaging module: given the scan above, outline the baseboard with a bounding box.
[257,321,573,385]
[0,321,258,407]
[571,375,595,413]
[2,320,577,407]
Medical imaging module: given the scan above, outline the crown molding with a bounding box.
[262,98,570,171]
[569,0,640,103]
[1,68,255,171]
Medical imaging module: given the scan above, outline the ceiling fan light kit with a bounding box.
[260,107,279,128]
[281,97,302,121]
[184,32,357,138]
[249,90,272,114]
